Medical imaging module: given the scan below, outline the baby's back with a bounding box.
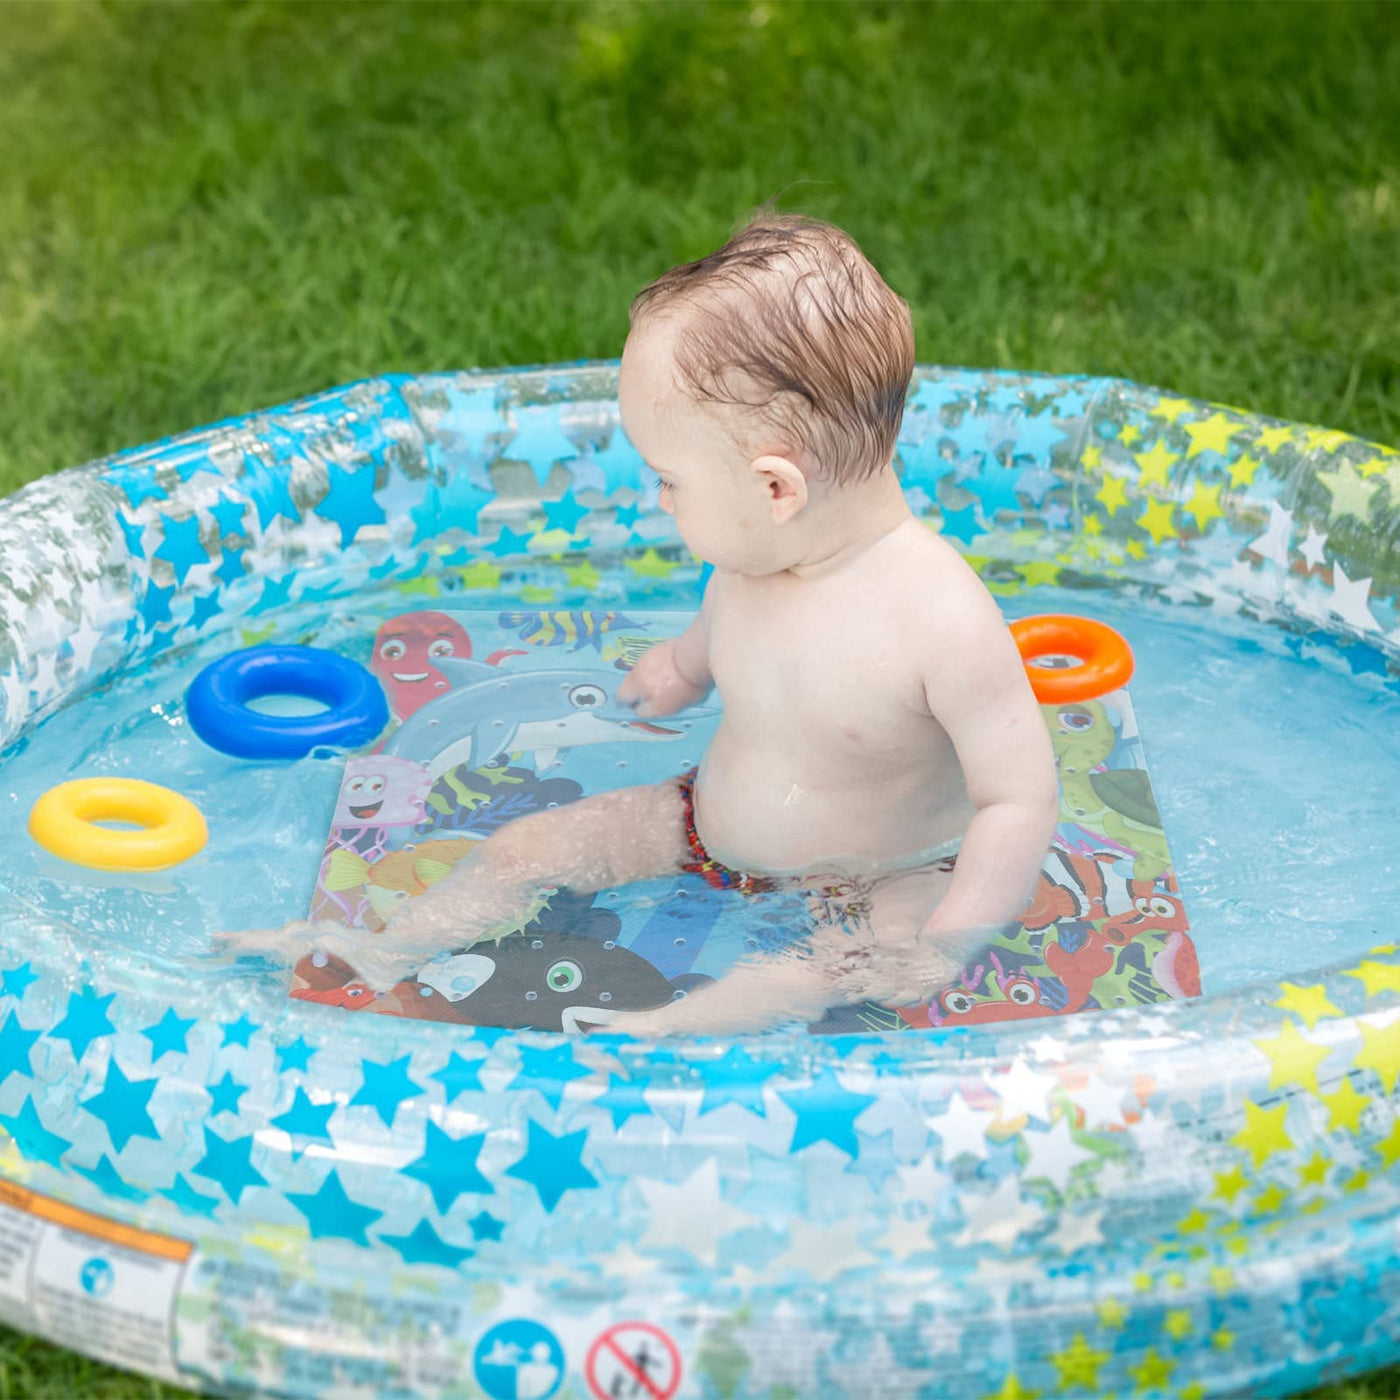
[696,520,981,875]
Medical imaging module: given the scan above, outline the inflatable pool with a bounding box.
[0,362,1397,1399]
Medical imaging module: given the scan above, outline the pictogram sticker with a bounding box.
[584,1320,682,1400]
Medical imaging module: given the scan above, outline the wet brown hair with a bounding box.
[629,212,915,484]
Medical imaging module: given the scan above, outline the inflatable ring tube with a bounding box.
[186,644,389,759]
[1010,612,1135,702]
[27,777,207,871]
[2,365,1400,1400]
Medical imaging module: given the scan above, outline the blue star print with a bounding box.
[81,1059,161,1153]
[49,988,116,1061]
[410,475,494,543]
[504,1121,598,1212]
[779,1069,877,1158]
[286,1169,383,1245]
[350,1053,425,1127]
[153,513,208,584]
[484,523,537,560]
[585,430,643,497]
[214,547,247,587]
[193,1126,267,1204]
[241,453,300,530]
[118,513,147,557]
[0,963,38,999]
[207,1070,249,1118]
[141,1007,197,1062]
[209,495,250,539]
[965,457,1027,518]
[430,1051,485,1102]
[316,460,386,547]
[0,1013,39,1087]
[505,406,580,485]
[403,1121,493,1213]
[468,1210,505,1242]
[105,465,168,508]
[509,1043,594,1113]
[276,1036,316,1074]
[188,592,223,631]
[936,501,985,547]
[592,1075,653,1130]
[0,1097,71,1169]
[138,583,177,630]
[73,1153,149,1203]
[251,575,295,616]
[161,1173,222,1219]
[696,1045,785,1118]
[845,1129,902,1192]
[542,494,591,535]
[378,1218,474,1270]
[220,1014,259,1049]
[271,1087,336,1160]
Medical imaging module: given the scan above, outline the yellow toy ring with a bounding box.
[1010,614,1135,704]
[28,779,208,872]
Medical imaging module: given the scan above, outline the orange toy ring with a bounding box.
[1010,614,1135,703]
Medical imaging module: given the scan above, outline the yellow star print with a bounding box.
[1015,560,1062,587]
[1152,396,1193,422]
[1133,440,1177,491]
[1096,474,1130,516]
[1125,537,1148,560]
[1184,413,1242,458]
[519,585,558,604]
[1213,1166,1249,1203]
[1317,461,1382,522]
[395,575,442,598]
[1129,1348,1176,1392]
[1253,1019,1332,1093]
[1302,426,1353,454]
[1343,959,1400,998]
[1254,424,1296,454]
[1176,1208,1211,1233]
[1136,498,1179,546]
[1344,1169,1372,1195]
[1210,1265,1236,1294]
[240,623,277,647]
[1213,1328,1236,1351]
[1119,423,1142,446]
[1081,442,1104,471]
[1183,479,1226,531]
[1163,1309,1193,1340]
[1355,452,1394,479]
[1227,453,1262,489]
[1083,514,1104,537]
[1254,1182,1289,1214]
[1273,982,1343,1029]
[457,559,504,590]
[1231,1100,1293,1168]
[1374,1120,1400,1168]
[1097,1296,1128,1330]
[1321,1077,1371,1134]
[1049,1332,1109,1390]
[982,1374,1040,1400]
[1299,1151,1331,1186]
[626,548,679,579]
[1354,1012,1400,1094]
[1180,1385,1206,1400]
[564,559,602,590]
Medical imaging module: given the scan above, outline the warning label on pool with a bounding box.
[0,1176,191,1384]
[585,1321,683,1400]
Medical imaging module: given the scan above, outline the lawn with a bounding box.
[1,0,1398,1395]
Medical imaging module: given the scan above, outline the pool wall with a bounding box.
[0,365,1396,1399]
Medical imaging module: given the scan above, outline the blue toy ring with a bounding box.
[186,645,389,760]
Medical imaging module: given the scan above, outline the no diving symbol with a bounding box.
[584,1321,682,1400]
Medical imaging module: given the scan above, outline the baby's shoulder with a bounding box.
[881,524,1003,638]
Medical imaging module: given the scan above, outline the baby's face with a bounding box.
[619,318,783,574]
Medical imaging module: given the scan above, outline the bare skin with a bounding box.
[226,313,1059,1034]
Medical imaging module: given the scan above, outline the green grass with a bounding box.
[0,0,1398,1394]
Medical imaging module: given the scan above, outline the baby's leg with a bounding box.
[222,780,692,988]
[386,779,693,947]
[620,863,977,1037]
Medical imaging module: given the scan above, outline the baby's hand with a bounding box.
[616,638,711,719]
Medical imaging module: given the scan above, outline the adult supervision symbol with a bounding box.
[584,1322,682,1400]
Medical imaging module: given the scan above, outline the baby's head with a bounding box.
[619,213,914,574]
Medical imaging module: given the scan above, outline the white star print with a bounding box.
[634,1159,756,1267]
[927,1090,997,1162]
[766,1216,874,1283]
[1298,524,1329,571]
[994,1055,1059,1122]
[1070,1073,1128,1130]
[953,1174,1045,1249]
[1329,562,1380,634]
[1020,1114,1095,1192]
[1044,1204,1107,1255]
[1246,500,1293,569]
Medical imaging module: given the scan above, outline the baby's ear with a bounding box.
[750,453,807,524]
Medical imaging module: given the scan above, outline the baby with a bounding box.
[242,214,1060,1034]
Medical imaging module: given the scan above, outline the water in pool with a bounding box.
[2,575,1396,1016]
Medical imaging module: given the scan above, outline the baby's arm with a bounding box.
[617,573,718,718]
[914,574,1060,940]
